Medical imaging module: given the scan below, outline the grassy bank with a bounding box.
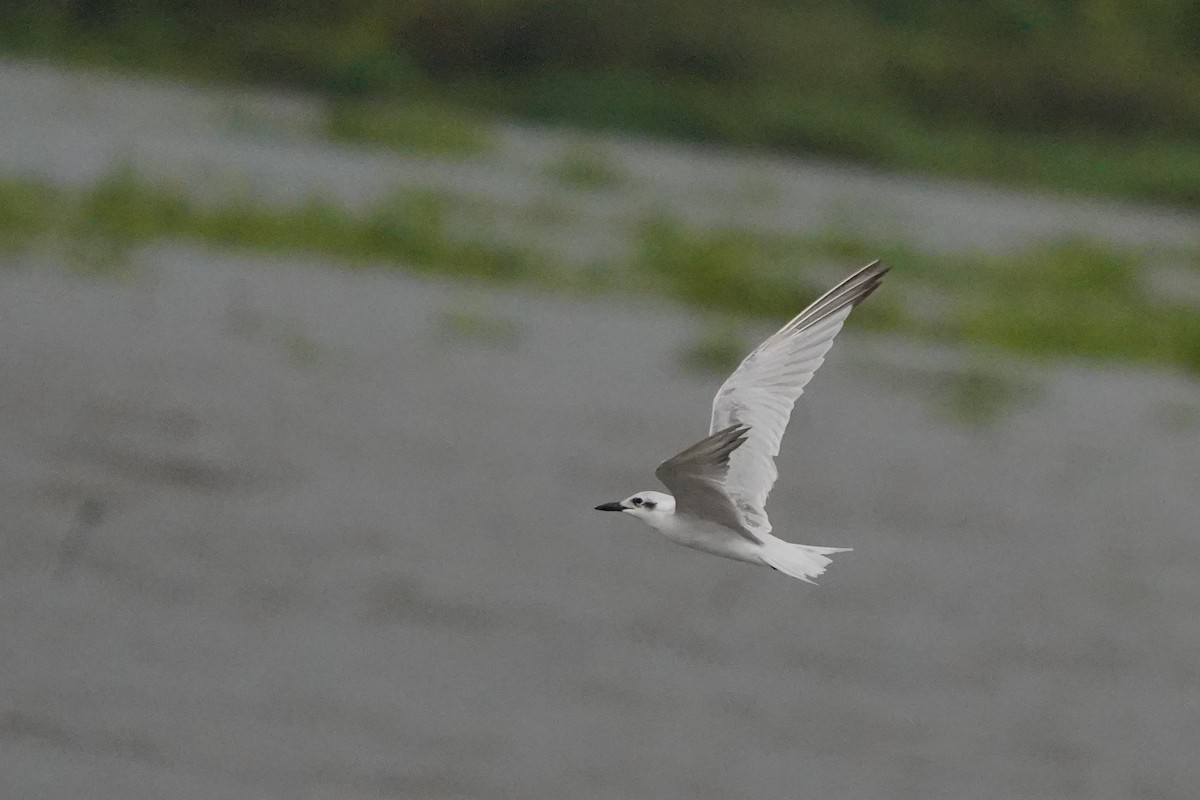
[3,168,1199,375]
[0,169,545,283]
[2,2,1199,207]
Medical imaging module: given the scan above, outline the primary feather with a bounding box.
[708,260,889,535]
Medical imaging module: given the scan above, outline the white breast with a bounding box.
[651,513,764,565]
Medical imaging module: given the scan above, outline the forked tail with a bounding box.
[758,538,852,584]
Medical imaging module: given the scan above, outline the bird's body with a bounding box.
[594,261,888,583]
[655,511,763,565]
[652,512,846,579]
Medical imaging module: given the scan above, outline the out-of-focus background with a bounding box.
[2,3,1200,799]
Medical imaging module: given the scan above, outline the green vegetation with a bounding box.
[324,99,493,157]
[438,300,525,348]
[0,167,545,283]
[633,216,912,332]
[932,363,1042,427]
[226,307,325,366]
[3,168,1200,375]
[678,324,749,374]
[3,2,1200,206]
[0,176,58,252]
[636,217,1200,372]
[1150,400,1200,432]
[547,142,626,190]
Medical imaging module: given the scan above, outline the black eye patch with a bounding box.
[643,501,656,509]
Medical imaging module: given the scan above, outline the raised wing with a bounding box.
[709,261,889,535]
[655,423,760,543]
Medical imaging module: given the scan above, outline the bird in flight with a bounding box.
[594,261,888,582]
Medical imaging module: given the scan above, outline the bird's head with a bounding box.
[594,491,675,523]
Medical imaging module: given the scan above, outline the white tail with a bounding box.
[758,537,851,584]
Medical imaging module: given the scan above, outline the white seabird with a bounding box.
[594,261,889,583]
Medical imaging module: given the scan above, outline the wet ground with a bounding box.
[4,246,1200,799]
[2,62,1200,799]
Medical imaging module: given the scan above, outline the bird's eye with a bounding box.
[631,497,644,506]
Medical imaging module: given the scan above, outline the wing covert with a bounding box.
[655,424,761,543]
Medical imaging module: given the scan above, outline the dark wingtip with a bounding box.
[854,262,889,305]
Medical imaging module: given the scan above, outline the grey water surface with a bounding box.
[2,247,1199,800]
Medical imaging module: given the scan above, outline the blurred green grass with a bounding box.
[323,100,494,157]
[3,2,1199,206]
[13,167,546,283]
[3,168,1199,374]
[547,142,627,190]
